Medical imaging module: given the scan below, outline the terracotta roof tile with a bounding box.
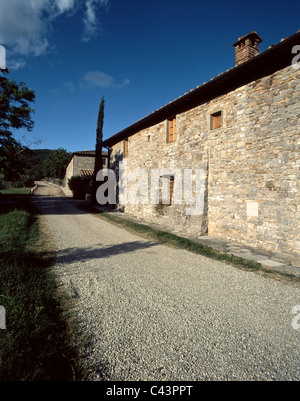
[80,169,94,179]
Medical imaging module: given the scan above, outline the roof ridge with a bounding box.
[103,30,300,148]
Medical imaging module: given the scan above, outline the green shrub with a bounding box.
[67,175,85,199]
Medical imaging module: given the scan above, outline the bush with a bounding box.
[68,176,85,199]
[0,175,35,189]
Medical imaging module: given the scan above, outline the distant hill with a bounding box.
[32,149,53,161]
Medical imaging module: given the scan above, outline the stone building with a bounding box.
[63,150,108,195]
[103,31,300,258]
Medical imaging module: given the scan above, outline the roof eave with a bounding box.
[103,31,300,148]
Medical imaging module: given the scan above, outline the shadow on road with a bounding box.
[32,196,90,215]
[32,182,121,216]
[55,241,158,264]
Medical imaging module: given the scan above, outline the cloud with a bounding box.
[82,1,98,42]
[0,0,51,56]
[50,81,76,94]
[83,70,130,88]
[55,0,76,14]
[84,71,114,87]
[50,70,129,96]
[0,0,109,61]
[8,58,27,71]
[82,0,109,42]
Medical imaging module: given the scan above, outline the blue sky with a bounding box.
[0,0,299,153]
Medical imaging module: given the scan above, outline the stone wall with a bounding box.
[62,157,74,195]
[73,155,95,175]
[63,153,109,195]
[110,65,300,257]
[63,155,95,195]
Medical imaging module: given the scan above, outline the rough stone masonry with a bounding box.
[106,32,300,259]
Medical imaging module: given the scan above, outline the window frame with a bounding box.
[160,174,175,206]
[166,116,176,143]
[210,110,223,131]
[168,175,175,206]
[123,138,128,157]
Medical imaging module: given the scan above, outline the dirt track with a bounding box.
[31,181,300,381]
[33,181,65,197]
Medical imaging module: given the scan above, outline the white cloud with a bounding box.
[0,0,109,63]
[82,0,109,42]
[50,81,76,94]
[0,0,51,56]
[83,70,130,88]
[82,1,98,42]
[8,59,27,71]
[55,0,76,14]
[84,70,114,87]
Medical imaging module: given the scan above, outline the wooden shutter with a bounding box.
[169,176,174,205]
[173,118,176,141]
[124,138,128,157]
[169,119,173,142]
[211,111,222,130]
[168,117,176,143]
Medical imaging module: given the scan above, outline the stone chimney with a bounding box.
[232,31,263,66]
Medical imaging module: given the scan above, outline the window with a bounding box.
[210,111,222,130]
[160,175,174,205]
[169,176,174,205]
[124,138,128,157]
[167,117,176,143]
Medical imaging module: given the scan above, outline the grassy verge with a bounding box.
[0,187,31,195]
[77,204,299,283]
[0,191,85,381]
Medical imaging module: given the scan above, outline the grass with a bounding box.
[0,191,85,381]
[77,203,299,284]
[0,187,31,195]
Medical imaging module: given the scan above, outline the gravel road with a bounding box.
[32,181,300,381]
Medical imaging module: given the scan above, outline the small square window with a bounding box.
[210,111,222,130]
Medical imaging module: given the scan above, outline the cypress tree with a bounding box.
[91,96,105,204]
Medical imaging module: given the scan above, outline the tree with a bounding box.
[0,70,35,180]
[91,96,105,204]
[2,147,43,188]
[42,148,71,180]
